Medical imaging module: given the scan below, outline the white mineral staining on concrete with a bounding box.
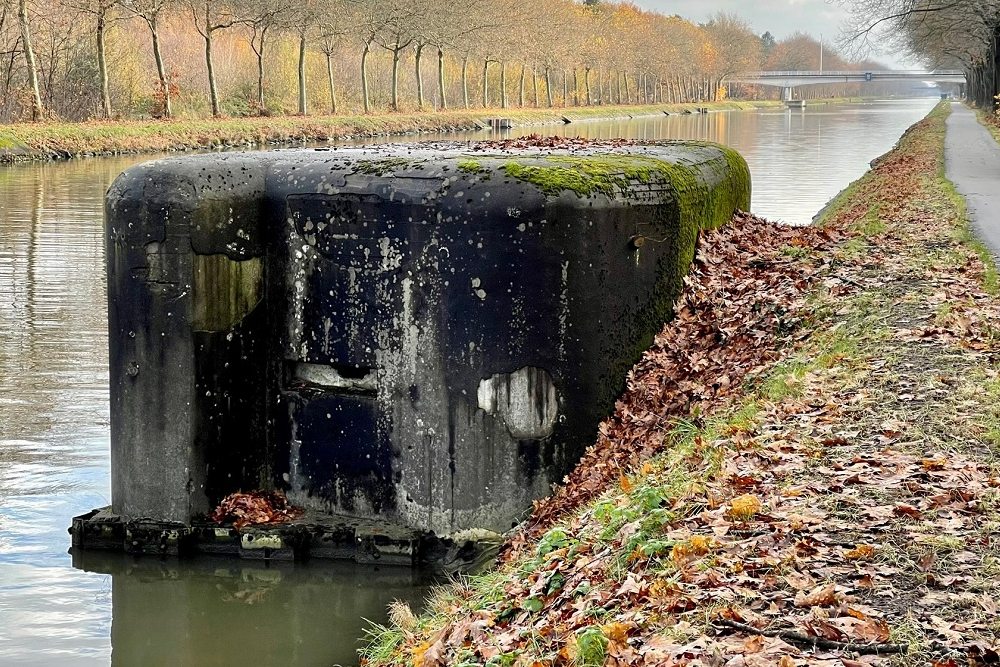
[293,362,376,393]
[284,215,312,359]
[477,367,559,439]
[559,260,570,364]
[378,236,403,272]
[471,277,487,300]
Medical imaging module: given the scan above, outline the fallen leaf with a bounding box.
[844,544,876,561]
[794,583,840,608]
[728,494,763,521]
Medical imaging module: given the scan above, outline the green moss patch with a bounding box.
[501,147,750,232]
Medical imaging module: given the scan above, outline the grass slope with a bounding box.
[361,102,1000,666]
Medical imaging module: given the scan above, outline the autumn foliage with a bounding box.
[1,0,900,123]
[210,490,303,529]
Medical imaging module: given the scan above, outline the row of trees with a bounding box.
[0,0,892,123]
[842,0,999,109]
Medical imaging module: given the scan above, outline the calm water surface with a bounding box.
[0,98,936,666]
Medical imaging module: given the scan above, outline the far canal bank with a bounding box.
[0,98,876,164]
[360,101,1000,666]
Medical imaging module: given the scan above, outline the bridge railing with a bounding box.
[729,70,964,78]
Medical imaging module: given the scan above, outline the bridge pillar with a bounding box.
[782,87,793,102]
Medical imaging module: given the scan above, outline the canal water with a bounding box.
[0,98,936,666]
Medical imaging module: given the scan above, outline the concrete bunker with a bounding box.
[73,141,751,565]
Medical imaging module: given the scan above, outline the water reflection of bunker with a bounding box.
[71,551,430,666]
[72,141,750,565]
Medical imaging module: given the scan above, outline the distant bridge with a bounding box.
[725,70,966,101]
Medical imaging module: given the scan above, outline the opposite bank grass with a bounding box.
[0,98,877,162]
[360,102,1000,665]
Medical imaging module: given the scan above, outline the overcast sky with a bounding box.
[630,0,913,67]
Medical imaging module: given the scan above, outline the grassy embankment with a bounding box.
[361,102,1000,665]
[0,98,872,163]
[976,108,1000,145]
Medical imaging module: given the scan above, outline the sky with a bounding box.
[631,0,913,67]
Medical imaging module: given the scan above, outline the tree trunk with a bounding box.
[597,68,603,104]
[96,13,111,117]
[326,52,336,114]
[297,34,307,115]
[17,0,42,121]
[518,64,525,107]
[256,33,266,110]
[573,69,578,106]
[623,70,630,104]
[481,60,488,108]
[391,45,400,111]
[205,30,220,117]
[500,61,507,109]
[437,47,446,110]
[361,40,371,113]
[561,69,567,106]
[532,67,538,107]
[545,67,552,107]
[150,20,170,117]
[461,57,469,109]
[992,28,1000,111]
[414,43,424,109]
[584,68,591,105]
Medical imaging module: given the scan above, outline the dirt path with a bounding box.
[944,103,1000,259]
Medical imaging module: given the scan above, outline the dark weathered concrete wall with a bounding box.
[105,143,750,536]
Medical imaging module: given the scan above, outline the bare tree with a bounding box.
[240,0,291,112]
[186,0,242,117]
[413,0,506,110]
[60,0,119,117]
[120,0,173,117]
[288,0,322,115]
[838,0,1000,108]
[352,0,396,113]
[315,0,352,114]
[16,0,42,119]
[373,1,420,112]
